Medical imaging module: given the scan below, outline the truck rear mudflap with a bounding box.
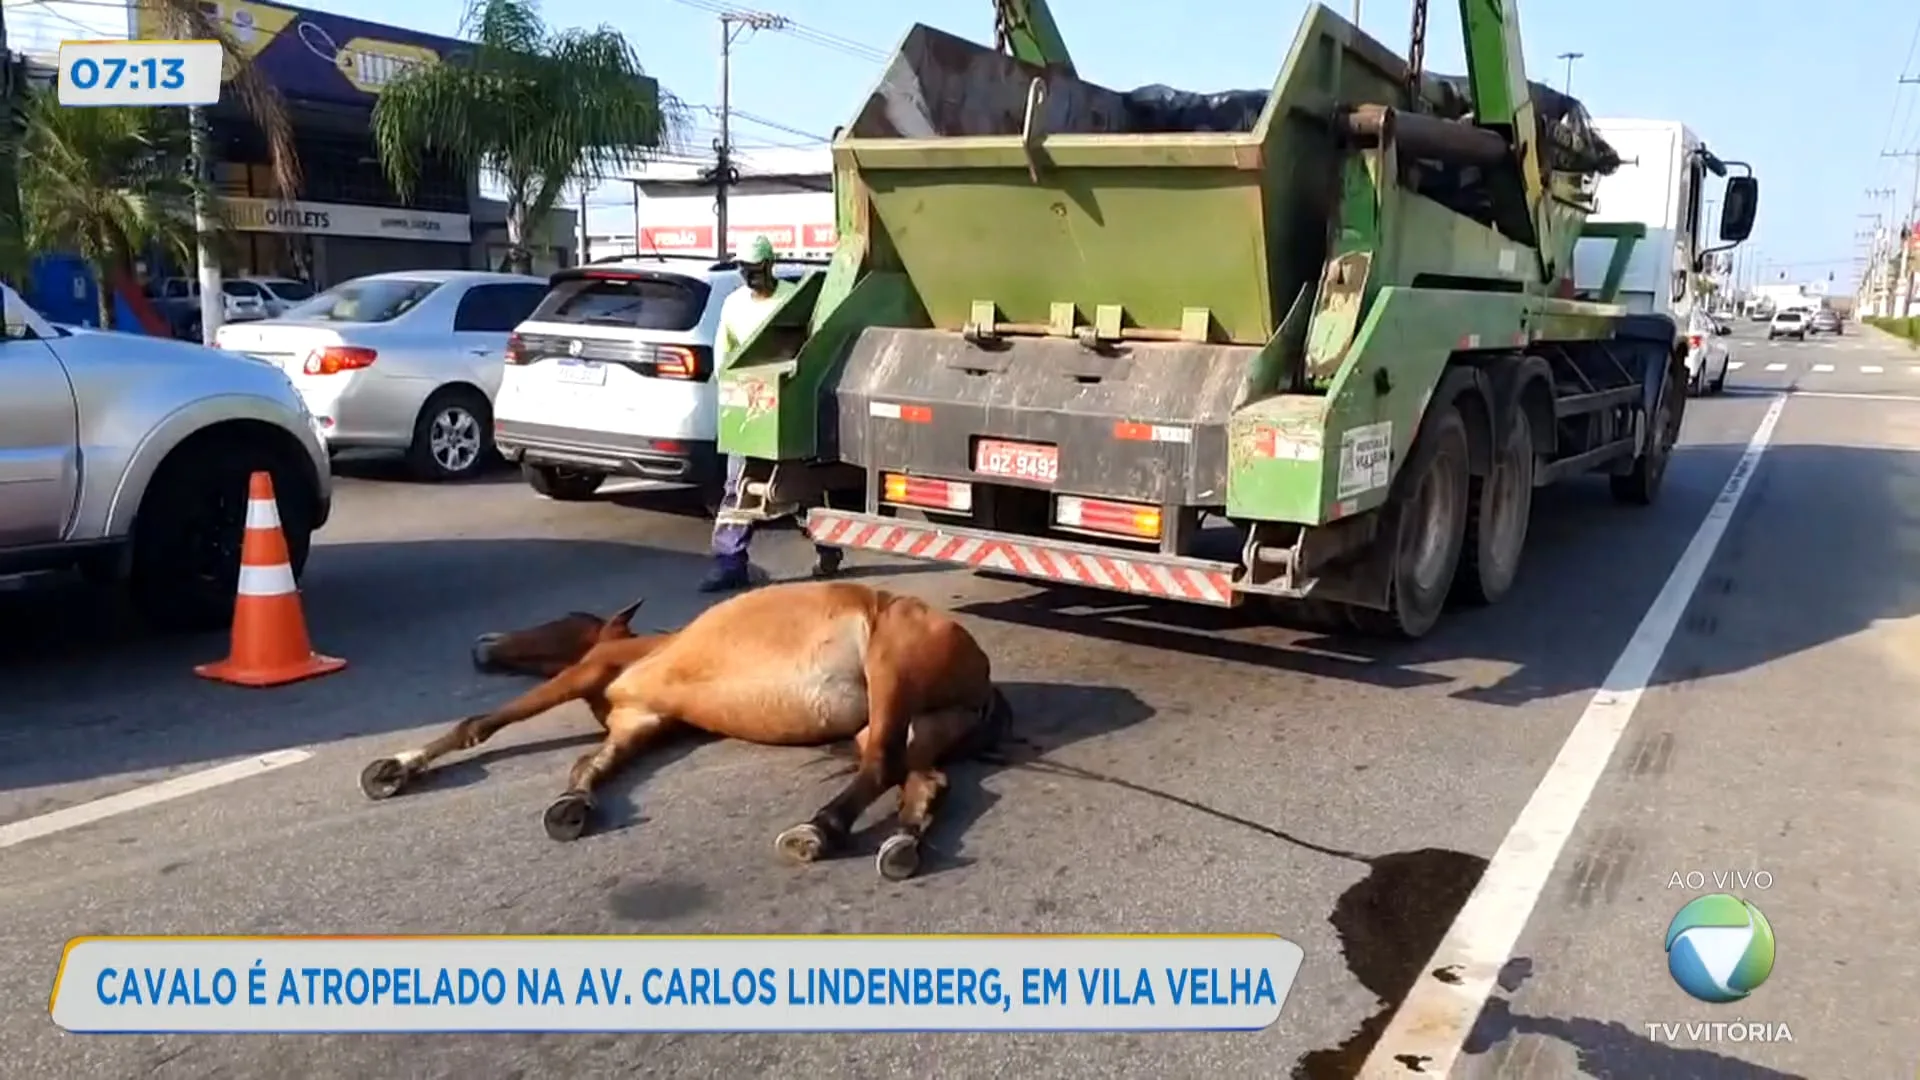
[831,328,1259,506]
[806,508,1242,607]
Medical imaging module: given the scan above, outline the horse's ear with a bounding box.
[600,599,644,640]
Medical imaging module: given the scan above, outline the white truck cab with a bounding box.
[1571,119,1738,395]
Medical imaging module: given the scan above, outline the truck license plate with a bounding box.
[556,360,606,386]
[974,439,1059,484]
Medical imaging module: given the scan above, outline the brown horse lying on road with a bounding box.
[357,581,1012,881]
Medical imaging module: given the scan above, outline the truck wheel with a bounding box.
[407,386,495,482]
[1611,366,1682,506]
[1348,402,1472,640]
[129,436,315,634]
[1455,407,1536,606]
[524,463,605,501]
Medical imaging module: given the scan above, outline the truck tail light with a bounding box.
[505,332,528,365]
[1056,495,1162,540]
[303,346,377,375]
[882,473,973,513]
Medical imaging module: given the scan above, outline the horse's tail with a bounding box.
[957,684,1014,762]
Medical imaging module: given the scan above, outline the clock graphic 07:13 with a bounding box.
[57,39,224,108]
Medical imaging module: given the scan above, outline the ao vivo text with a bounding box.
[1665,870,1774,890]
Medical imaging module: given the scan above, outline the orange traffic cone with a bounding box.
[195,471,346,688]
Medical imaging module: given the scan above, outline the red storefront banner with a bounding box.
[638,225,713,252]
[637,223,836,254]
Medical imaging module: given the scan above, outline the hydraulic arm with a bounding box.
[990,0,1075,75]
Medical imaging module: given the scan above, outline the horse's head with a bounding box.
[471,599,645,676]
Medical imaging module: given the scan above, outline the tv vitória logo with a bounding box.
[1665,893,1775,1003]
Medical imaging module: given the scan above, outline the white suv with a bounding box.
[493,255,820,506]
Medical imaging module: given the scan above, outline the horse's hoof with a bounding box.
[470,634,503,672]
[542,793,593,842]
[876,833,921,882]
[359,758,412,801]
[775,822,829,864]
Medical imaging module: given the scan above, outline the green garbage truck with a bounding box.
[713,0,1759,639]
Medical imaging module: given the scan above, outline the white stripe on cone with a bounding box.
[245,497,281,530]
[237,562,297,597]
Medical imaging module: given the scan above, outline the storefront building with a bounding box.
[124,0,484,287]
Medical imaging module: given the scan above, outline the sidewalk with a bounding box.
[1861,321,1918,350]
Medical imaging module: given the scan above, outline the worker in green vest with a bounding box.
[701,233,843,592]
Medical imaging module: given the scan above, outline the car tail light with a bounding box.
[652,345,707,381]
[303,346,377,375]
[505,332,528,365]
[882,473,973,513]
[1688,334,1702,352]
[1056,495,1162,540]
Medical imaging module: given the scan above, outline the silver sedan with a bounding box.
[214,270,551,481]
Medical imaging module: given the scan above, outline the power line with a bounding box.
[660,0,888,63]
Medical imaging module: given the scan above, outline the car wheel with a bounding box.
[129,435,315,634]
[407,387,495,482]
[523,463,606,501]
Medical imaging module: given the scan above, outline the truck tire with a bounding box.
[1347,399,1473,640]
[1455,403,1536,607]
[129,435,315,634]
[1611,361,1683,506]
[524,463,606,501]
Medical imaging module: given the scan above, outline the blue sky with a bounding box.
[283,0,1920,288]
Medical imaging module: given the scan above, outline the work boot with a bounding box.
[698,561,759,594]
[811,548,844,579]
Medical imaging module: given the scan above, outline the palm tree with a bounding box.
[18,85,202,326]
[370,0,685,274]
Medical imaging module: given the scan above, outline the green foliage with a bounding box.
[370,0,686,272]
[1864,315,1919,346]
[18,86,203,326]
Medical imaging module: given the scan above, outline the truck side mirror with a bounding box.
[1719,176,1758,242]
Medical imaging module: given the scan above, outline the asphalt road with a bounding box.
[3,324,1917,1078]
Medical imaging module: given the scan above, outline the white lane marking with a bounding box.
[1861,365,1884,374]
[0,750,313,850]
[1764,363,1787,372]
[1788,390,1920,404]
[1727,361,1744,370]
[1359,393,1788,1079]
[1812,363,1834,373]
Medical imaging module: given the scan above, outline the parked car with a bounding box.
[1807,308,1842,335]
[1684,310,1731,395]
[492,255,823,505]
[1749,306,1773,322]
[225,276,318,319]
[1767,310,1807,340]
[149,276,266,339]
[212,270,549,481]
[0,281,332,631]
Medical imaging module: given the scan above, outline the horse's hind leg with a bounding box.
[542,708,678,842]
[873,704,988,881]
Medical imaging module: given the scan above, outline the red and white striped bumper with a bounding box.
[806,509,1242,606]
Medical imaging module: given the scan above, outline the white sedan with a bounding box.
[213,270,550,481]
[1684,313,1732,396]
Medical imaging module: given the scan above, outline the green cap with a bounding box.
[737,233,777,264]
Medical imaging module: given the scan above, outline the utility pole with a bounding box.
[1556,51,1583,94]
[577,185,589,266]
[1865,188,1895,315]
[713,10,788,260]
[1887,147,1920,318]
[190,107,223,342]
